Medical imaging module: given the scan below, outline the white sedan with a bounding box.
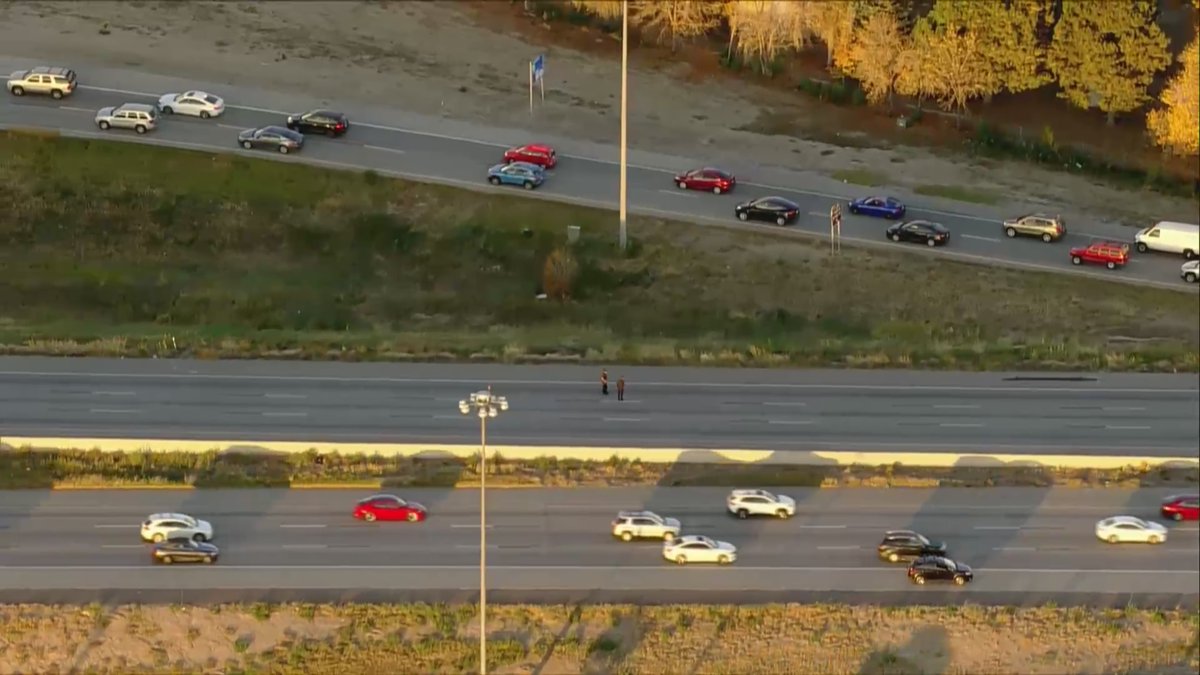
[157,90,225,118]
[1095,516,1168,544]
[662,535,737,565]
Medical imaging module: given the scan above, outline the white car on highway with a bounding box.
[1182,260,1199,283]
[662,535,737,565]
[611,510,681,542]
[140,513,214,543]
[1095,516,1167,545]
[157,90,225,118]
[727,489,796,519]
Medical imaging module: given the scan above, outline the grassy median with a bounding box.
[2,602,1195,674]
[1,447,1195,490]
[0,129,1197,370]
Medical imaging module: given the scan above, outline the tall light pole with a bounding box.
[458,387,508,675]
[618,0,629,250]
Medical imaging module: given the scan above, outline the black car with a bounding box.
[238,125,304,154]
[878,530,947,562]
[907,555,973,585]
[734,196,801,226]
[285,109,350,136]
[886,220,950,247]
[152,538,220,565]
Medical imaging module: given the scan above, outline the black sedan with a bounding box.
[286,109,350,136]
[885,220,950,247]
[734,196,800,226]
[238,125,304,154]
[877,530,947,563]
[152,538,220,564]
[907,556,973,585]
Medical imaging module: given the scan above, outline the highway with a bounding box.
[1,59,1195,291]
[1,357,1198,454]
[0,487,1195,607]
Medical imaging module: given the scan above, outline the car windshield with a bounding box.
[916,534,930,545]
[697,536,715,547]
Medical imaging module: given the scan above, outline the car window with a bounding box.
[1148,229,1160,238]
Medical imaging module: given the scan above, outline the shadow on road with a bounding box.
[856,624,950,675]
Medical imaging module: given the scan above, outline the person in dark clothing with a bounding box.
[617,376,625,401]
[601,368,609,395]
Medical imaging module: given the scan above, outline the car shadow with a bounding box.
[856,624,950,675]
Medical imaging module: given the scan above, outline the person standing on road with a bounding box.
[617,376,625,401]
[601,368,609,396]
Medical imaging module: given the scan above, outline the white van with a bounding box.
[1135,221,1200,259]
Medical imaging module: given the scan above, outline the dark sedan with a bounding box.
[152,538,220,564]
[849,195,905,219]
[886,220,950,247]
[907,556,973,585]
[286,109,350,136]
[238,125,304,153]
[734,196,800,226]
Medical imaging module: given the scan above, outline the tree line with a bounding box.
[566,0,1199,157]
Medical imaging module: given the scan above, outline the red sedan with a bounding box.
[353,494,427,523]
[503,143,557,169]
[1160,494,1199,521]
[1069,241,1129,270]
[674,167,736,194]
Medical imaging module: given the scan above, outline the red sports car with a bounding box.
[1160,494,1199,521]
[674,167,736,194]
[353,494,427,523]
[503,143,557,169]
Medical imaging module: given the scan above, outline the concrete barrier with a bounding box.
[2,437,1196,471]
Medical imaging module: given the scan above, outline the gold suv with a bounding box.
[1002,213,1066,243]
[6,66,77,99]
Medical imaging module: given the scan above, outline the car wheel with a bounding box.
[1042,233,1053,243]
[98,121,110,130]
[891,233,901,242]
[926,238,937,247]
[737,509,749,520]
[278,145,290,154]
[489,176,501,185]
[620,532,633,542]
[364,512,376,522]
[10,86,24,96]
[1185,273,1198,283]
[152,533,164,543]
[203,555,214,564]
[135,125,147,134]
[737,211,748,221]
[161,556,173,565]
[675,555,687,566]
[523,181,534,190]
[162,106,173,114]
[200,111,210,119]
[776,509,790,519]
[241,140,253,149]
[849,206,858,215]
[1136,242,1149,253]
[51,90,63,100]
[1173,512,1184,521]
[954,575,966,585]
[888,553,899,563]
[1185,249,1197,260]
[712,186,722,195]
[193,533,206,543]
[677,181,688,190]
[1108,534,1119,544]
[1005,227,1017,238]
[1071,256,1082,265]
[776,216,786,226]
[717,555,731,565]
[912,575,925,585]
[1148,534,1161,544]
[1106,261,1116,270]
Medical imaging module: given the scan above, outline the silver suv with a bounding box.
[96,103,158,134]
[727,489,796,519]
[611,510,681,542]
[7,66,77,99]
[1002,213,1066,243]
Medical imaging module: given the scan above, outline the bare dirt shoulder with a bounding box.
[1,0,1195,226]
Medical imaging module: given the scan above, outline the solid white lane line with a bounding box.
[216,123,243,130]
[281,544,327,549]
[961,234,1001,243]
[1105,425,1151,430]
[59,106,92,113]
[797,525,846,529]
[763,402,807,407]
[101,544,144,549]
[264,393,307,399]
[816,545,860,550]
[975,526,1021,530]
[1102,406,1145,411]
[364,145,405,154]
[768,419,813,425]
[807,211,827,217]
[89,408,140,414]
[94,524,138,529]
[455,544,500,550]
[450,524,493,529]
[261,411,307,417]
[933,404,979,409]
[657,189,697,197]
[939,422,983,428]
[604,417,645,422]
[91,391,135,396]
[280,524,326,529]
[994,547,1036,551]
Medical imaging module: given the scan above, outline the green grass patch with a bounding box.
[913,183,1001,205]
[0,130,1196,371]
[831,168,888,186]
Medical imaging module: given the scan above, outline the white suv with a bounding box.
[727,489,796,519]
[95,103,158,134]
[140,513,214,543]
[611,510,681,542]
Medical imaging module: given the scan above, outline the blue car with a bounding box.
[488,161,545,190]
[849,195,906,219]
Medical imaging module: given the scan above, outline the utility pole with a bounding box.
[618,0,628,250]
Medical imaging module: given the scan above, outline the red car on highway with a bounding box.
[503,143,557,169]
[1160,494,1199,521]
[1069,241,1130,269]
[674,167,736,194]
[353,494,427,523]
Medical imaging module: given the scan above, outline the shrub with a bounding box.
[542,247,579,300]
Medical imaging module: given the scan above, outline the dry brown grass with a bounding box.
[0,603,1195,674]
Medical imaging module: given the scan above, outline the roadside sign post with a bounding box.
[530,54,545,115]
[830,203,842,254]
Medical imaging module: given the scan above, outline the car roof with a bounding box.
[30,66,75,76]
[306,109,344,117]
[359,493,402,502]
[147,512,195,522]
[674,534,712,544]
[516,143,553,152]
[1089,240,1127,247]
[617,510,657,518]
[730,489,772,496]
[884,530,921,537]
[116,103,156,113]
[1164,494,1200,501]
[260,125,296,134]
[506,161,543,171]
[1104,515,1148,524]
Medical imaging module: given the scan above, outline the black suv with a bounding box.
[285,109,350,136]
[907,555,973,585]
[877,530,947,562]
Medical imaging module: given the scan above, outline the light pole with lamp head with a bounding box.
[458,387,508,675]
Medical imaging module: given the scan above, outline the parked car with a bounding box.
[726,489,796,519]
[907,556,973,585]
[95,103,157,134]
[6,65,77,98]
[1070,241,1129,269]
[1003,213,1066,242]
[157,91,225,118]
[612,511,681,542]
[141,513,214,543]
[503,143,557,169]
[674,167,736,194]
[286,109,350,136]
[352,494,427,523]
[1160,494,1200,522]
[1095,515,1167,544]
[238,126,304,153]
[849,196,905,219]
[1182,260,1199,283]
[877,530,947,563]
[152,538,219,565]
[662,535,737,565]
[886,220,949,247]
[487,161,545,189]
[734,197,800,226]
[1135,221,1199,259]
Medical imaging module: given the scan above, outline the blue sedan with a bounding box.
[849,195,906,219]
[488,161,545,190]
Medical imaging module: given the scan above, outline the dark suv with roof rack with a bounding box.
[877,530,947,563]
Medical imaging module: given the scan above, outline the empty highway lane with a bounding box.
[1,357,1197,454]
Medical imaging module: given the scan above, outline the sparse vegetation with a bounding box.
[1,602,1194,674]
[914,183,1001,205]
[0,131,1196,372]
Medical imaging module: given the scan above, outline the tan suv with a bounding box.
[95,103,158,134]
[7,66,77,99]
[1002,213,1066,243]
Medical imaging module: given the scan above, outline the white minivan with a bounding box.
[1135,221,1200,259]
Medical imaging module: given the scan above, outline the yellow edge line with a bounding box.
[52,484,196,491]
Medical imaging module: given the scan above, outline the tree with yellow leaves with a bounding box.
[806,1,862,72]
[842,3,907,107]
[1047,0,1171,125]
[724,1,811,76]
[1146,36,1199,156]
[570,0,622,21]
[633,1,722,52]
[901,14,990,122]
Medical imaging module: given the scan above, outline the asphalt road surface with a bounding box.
[0,487,1195,607]
[0,59,1195,291]
[1,358,1198,455]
